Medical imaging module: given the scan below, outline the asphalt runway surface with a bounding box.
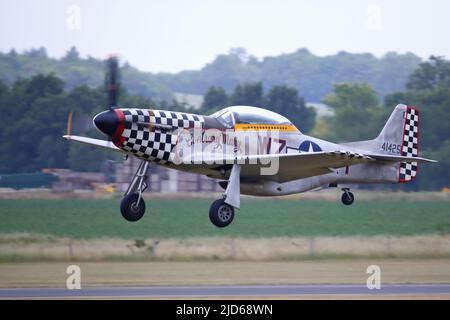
[1,284,450,298]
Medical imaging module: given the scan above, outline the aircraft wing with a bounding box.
[63,135,124,153]
[197,150,375,182]
[199,150,435,183]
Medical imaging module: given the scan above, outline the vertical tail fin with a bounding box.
[376,104,420,182]
[343,104,420,183]
[376,104,408,143]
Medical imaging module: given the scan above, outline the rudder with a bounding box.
[398,106,419,182]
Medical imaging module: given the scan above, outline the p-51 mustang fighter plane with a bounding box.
[64,59,436,228]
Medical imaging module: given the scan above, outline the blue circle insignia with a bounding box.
[299,140,322,152]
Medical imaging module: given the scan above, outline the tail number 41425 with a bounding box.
[381,142,401,154]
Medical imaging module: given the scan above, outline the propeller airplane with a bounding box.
[64,57,436,228]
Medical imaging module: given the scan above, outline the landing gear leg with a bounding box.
[120,160,149,222]
[209,164,240,228]
[341,188,355,206]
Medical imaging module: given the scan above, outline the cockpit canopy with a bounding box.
[211,106,293,129]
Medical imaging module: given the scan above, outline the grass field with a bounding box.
[1,199,450,293]
[1,198,450,238]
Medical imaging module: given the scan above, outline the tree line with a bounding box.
[0,46,421,103]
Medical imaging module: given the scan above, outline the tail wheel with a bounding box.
[341,191,355,206]
[120,193,146,222]
[209,199,235,228]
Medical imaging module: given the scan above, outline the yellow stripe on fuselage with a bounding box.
[234,123,299,132]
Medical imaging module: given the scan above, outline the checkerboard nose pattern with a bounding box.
[399,107,419,182]
[118,109,204,163]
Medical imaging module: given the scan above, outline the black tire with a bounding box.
[120,193,146,222]
[341,191,355,206]
[209,199,235,228]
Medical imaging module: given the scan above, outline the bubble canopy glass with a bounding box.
[211,106,292,128]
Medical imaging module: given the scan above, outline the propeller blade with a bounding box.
[66,111,73,136]
[67,111,96,136]
[106,56,120,111]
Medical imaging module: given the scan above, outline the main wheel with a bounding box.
[209,199,235,228]
[120,193,146,222]
[341,191,354,206]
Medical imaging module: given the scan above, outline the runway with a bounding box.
[1,284,450,298]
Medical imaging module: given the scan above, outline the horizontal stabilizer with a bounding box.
[365,153,437,163]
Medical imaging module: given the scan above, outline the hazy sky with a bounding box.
[0,0,449,73]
